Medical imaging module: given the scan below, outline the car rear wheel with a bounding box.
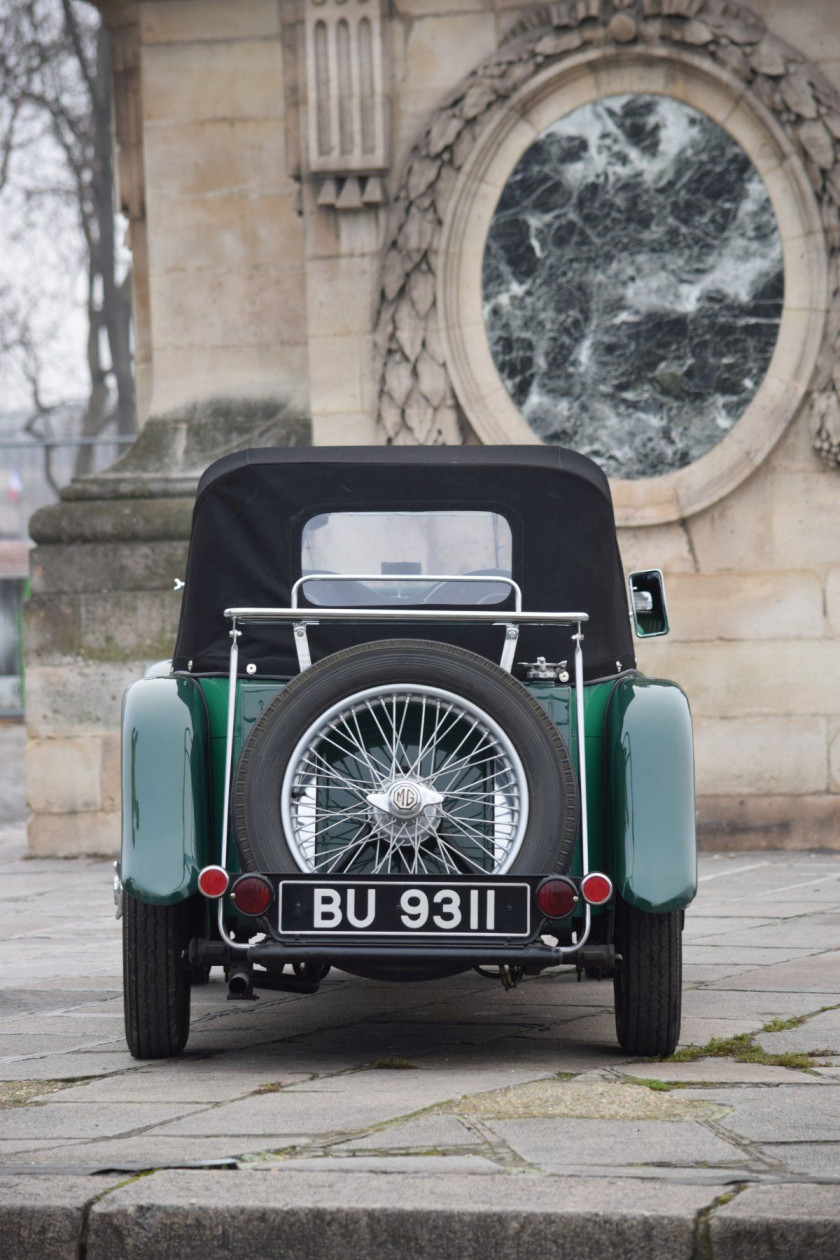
[613,897,682,1057]
[123,893,192,1059]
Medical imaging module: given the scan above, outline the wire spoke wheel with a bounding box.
[281,684,528,876]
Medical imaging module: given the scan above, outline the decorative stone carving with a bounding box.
[375,0,840,470]
[305,0,388,210]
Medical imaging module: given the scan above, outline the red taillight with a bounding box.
[198,865,229,899]
[536,877,578,919]
[231,875,274,917]
[581,872,613,906]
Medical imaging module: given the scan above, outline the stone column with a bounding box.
[295,0,391,444]
[137,0,310,419]
[25,0,313,855]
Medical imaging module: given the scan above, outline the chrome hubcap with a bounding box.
[366,778,445,847]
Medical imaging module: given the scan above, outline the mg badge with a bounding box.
[389,781,422,816]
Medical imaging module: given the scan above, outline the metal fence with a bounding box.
[0,432,135,539]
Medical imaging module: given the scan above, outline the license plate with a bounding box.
[278,880,531,937]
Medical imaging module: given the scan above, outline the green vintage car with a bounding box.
[118,446,695,1060]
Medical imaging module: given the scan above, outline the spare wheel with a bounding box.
[233,640,578,980]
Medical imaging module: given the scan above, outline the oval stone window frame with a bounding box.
[437,46,827,526]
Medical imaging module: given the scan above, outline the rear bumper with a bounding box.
[206,872,615,965]
[246,936,571,973]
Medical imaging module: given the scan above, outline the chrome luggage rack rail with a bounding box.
[216,576,591,958]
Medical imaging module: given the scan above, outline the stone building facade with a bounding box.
[25,0,840,853]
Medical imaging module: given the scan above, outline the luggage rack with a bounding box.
[229,572,586,674]
[217,578,592,959]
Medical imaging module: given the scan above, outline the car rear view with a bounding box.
[119,446,695,1061]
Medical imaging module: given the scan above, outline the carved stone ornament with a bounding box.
[375,0,840,471]
[305,0,387,209]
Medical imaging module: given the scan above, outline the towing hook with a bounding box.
[475,964,524,990]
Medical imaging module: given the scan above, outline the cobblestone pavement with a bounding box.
[0,724,26,826]
[1,822,839,1257]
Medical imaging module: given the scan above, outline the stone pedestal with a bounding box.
[25,400,309,856]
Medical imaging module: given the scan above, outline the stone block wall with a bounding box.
[29,0,839,854]
[626,411,840,848]
[25,499,192,855]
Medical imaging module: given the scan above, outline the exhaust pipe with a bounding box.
[227,962,256,1000]
[252,970,320,996]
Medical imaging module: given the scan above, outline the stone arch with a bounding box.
[374,0,840,512]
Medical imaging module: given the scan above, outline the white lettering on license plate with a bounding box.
[314,887,377,928]
[280,880,531,936]
[312,886,500,931]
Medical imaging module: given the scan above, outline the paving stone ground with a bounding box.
[0,724,25,826]
[1,818,840,1257]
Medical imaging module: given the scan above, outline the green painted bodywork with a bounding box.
[529,680,610,883]
[200,677,279,879]
[122,669,696,916]
[605,676,697,912]
[120,676,212,906]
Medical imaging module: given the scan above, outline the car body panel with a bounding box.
[531,680,608,882]
[605,675,697,913]
[122,670,695,919]
[121,676,212,906]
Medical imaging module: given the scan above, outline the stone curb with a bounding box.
[709,1183,840,1260]
[0,1175,122,1260]
[4,1171,840,1260]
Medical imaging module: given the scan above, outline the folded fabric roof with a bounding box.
[173,445,635,682]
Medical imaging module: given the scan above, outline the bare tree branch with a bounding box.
[0,99,22,189]
[0,0,135,487]
[60,0,97,105]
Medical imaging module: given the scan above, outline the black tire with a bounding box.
[613,897,682,1057]
[234,638,578,877]
[123,893,192,1059]
[190,961,212,985]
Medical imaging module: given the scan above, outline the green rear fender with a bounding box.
[121,676,212,906]
[605,676,696,913]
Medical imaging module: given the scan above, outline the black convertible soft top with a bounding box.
[172,446,635,682]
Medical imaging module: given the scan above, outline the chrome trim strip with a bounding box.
[218,620,250,953]
[220,622,240,873]
[573,624,589,882]
[217,896,247,951]
[224,606,587,625]
[559,622,592,955]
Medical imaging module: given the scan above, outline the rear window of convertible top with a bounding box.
[300,510,513,607]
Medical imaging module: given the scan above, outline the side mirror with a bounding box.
[628,569,669,638]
